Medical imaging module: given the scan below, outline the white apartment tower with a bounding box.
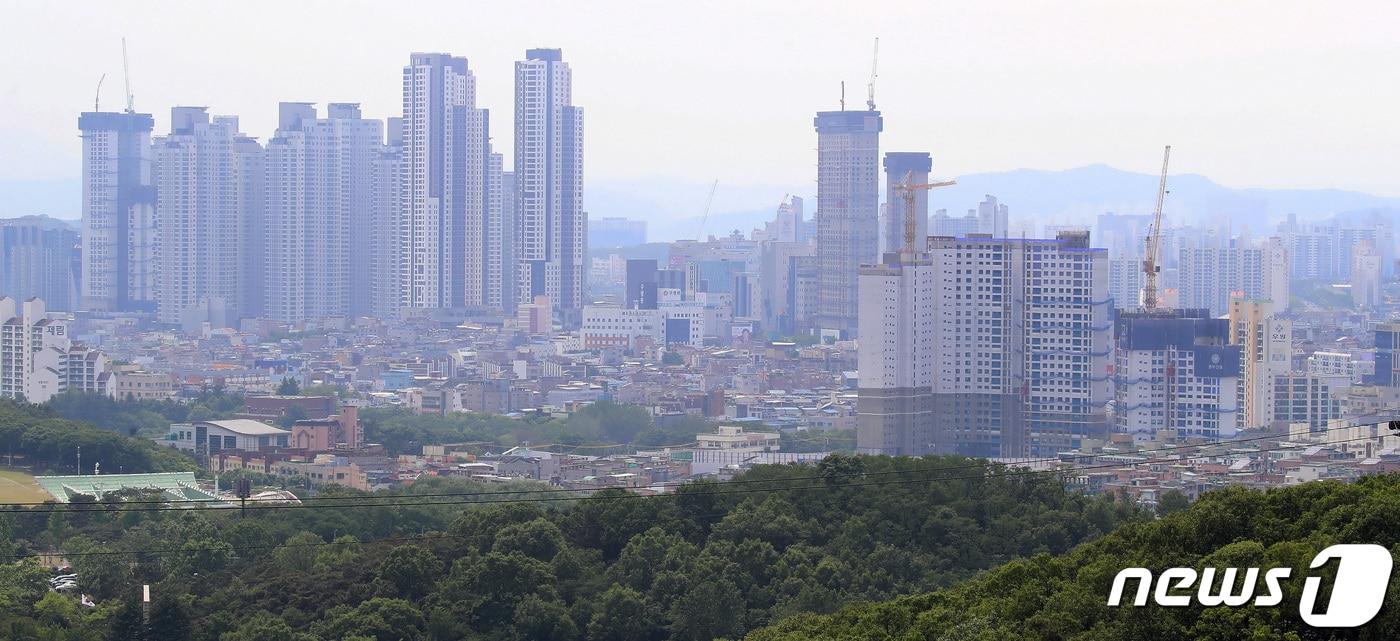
[1178,236,1289,317]
[515,48,585,326]
[152,108,263,326]
[400,53,502,313]
[813,109,882,336]
[856,251,936,456]
[857,231,1111,457]
[0,297,108,403]
[370,118,403,320]
[78,111,158,313]
[263,103,383,322]
[1351,239,1382,309]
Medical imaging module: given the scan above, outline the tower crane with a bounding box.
[1141,145,1172,311]
[866,37,879,111]
[695,179,718,240]
[894,170,956,255]
[122,37,134,113]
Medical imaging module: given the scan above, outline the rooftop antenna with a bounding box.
[94,74,106,112]
[122,37,134,113]
[839,81,846,111]
[866,37,879,111]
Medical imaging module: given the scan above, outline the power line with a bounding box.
[5,413,1394,510]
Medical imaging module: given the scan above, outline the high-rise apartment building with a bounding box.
[1229,299,1292,430]
[856,249,935,456]
[1107,256,1145,310]
[1351,239,1382,309]
[857,231,1111,457]
[78,110,157,313]
[881,152,931,255]
[1177,237,1288,317]
[401,53,504,314]
[1114,309,1241,441]
[0,216,78,311]
[370,118,403,320]
[152,108,263,326]
[263,103,383,322]
[515,48,585,326]
[976,194,1009,239]
[0,297,108,403]
[813,109,882,336]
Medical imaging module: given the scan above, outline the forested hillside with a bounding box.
[748,475,1400,641]
[0,400,195,474]
[0,454,1141,641]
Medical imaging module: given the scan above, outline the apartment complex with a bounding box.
[515,48,585,326]
[858,231,1111,457]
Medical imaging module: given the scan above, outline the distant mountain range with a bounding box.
[7,166,1400,241]
[602,166,1400,242]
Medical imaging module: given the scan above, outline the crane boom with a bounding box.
[122,37,134,113]
[1142,145,1172,310]
[894,170,956,255]
[867,37,879,111]
[696,179,718,240]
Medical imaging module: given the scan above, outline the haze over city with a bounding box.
[8,3,1400,640]
[3,0,1399,230]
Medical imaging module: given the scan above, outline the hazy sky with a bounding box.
[2,0,1398,196]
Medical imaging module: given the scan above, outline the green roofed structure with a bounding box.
[35,472,228,506]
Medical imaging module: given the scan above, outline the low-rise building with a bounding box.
[697,424,781,452]
[162,419,291,456]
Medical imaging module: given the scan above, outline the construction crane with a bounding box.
[695,179,718,240]
[94,73,106,112]
[1141,145,1172,310]
[866,37,879,111]
[122,37,134,113]
[894,170,956,255]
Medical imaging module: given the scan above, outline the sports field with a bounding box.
[0,468,48,503]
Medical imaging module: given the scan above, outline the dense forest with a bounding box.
[0,453,1140,641]
[747,475,1400,641]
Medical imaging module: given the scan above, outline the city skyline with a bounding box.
[2,0,1399,211]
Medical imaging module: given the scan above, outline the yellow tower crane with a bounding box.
[894,170,956,255]
[1141,145,1172,311]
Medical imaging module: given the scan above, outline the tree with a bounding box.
[109,599,147,641]
[670,577,744,641]
[315,598,427,641]
[512,594,578,641]
[277,405,309,428]
[274,531,323,573]
[219,612,320,641]
[586,585,663,641]
[148,595,193,641]
[1156,489,1191,516]
[277,378,302,396]
[492,518,567,561]
[376,545,442,600]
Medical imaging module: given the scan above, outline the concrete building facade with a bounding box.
[813,109,882,337]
